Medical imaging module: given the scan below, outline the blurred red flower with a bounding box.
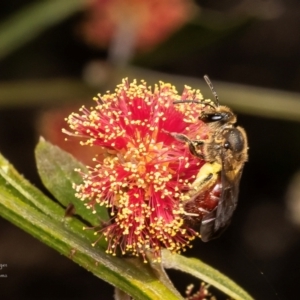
[81,0,197,52]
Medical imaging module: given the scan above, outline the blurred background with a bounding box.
[1,0,300,299]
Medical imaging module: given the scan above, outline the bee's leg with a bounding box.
[183,162,221,223]
[189,162,222,197]
[183,167,216,217]
[162,130,204,159]
[189,172,213,195]
[184,137,204,159]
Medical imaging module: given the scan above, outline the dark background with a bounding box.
[1,0,300,299]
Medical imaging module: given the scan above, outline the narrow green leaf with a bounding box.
[0,193,180,300]
[0,151,101,245]
[0,152,182,300]
[0,0,86,60]
[0,79,97,108]
[146,251,182,299]
[35,138,109,226]
[0,150,63,218]
[162,249,254,300]
[1,69,300,122]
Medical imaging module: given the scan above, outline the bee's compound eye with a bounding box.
[200,113,223,123]
[223,128,245,153]
[200,111,234,124]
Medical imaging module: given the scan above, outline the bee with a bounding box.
[171,75,248,241]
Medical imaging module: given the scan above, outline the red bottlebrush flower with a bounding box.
[80,0,197,52]
[64,78,211,261]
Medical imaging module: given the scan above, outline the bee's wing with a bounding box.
[214,167,242,231]
[200,208,218,242]
[200,162,243,242]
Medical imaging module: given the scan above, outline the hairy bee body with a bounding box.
[173,76,248,241]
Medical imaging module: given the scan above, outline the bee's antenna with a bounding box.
[173,100,202,105]
[173,99,215,109]
[204,75,219,106]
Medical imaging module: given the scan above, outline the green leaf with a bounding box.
[162,249,254,300]
[0,152,182,300]
[0,0,86,60]
[35,138,109,226]
[0,150,100,244]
